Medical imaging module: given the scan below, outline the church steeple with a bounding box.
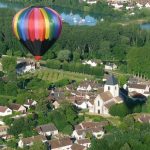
[104,75,119,97]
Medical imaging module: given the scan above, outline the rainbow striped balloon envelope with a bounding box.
[12,6,62,61]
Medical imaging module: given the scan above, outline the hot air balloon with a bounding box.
[12,6,62,61]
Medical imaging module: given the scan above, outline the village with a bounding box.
[81,0,150,10]
[0,57,150,150]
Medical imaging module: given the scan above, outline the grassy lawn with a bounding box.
[0,95,16,99]
[105,116,121,126]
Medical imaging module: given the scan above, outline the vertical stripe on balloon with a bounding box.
[28,9,35,41]
[12,8,26,40]
[40,8,50,40]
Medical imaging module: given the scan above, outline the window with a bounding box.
[98,110,100,114]
[98,101,100,106]
[108,86,110,90]
[115,86,117,90]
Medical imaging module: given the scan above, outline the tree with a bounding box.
[5,82,18,96]
[2,56,16,73]
[142,98,150,113]
[109,103,129,117]
[57,50,71,62]
[73,51,80,62]
[29,142,47,150]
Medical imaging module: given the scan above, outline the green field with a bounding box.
[20,68,94,82]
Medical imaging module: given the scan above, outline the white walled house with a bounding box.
[76,139,91,148]
[16,62,35,74]
[104,63,117,71]
[72,130,86,140]
[72,121,108,140]
[0,125,9,136]
[127,83,150,97]
[82,60,97,67]
[77,84,92,91]
[18,135,47,148]
[9,103,26,113]
[36,123,58,136]
[24,99,37,109]
[0,106,12,116]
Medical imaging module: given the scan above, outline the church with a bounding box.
[89,75,123,115]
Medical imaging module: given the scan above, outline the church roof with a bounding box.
[106,75,118,85]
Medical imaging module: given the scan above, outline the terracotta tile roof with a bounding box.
[76,127,104,136]
[104,100,116,109]
[75,125,82,130]
[135,114,150,123]
[77,138,91,145]
[8,103,23,111]
[21,135,47,145]
[0,106,9,112]
[36,123,58,133]
[0,125,9,131]
[48,137,72,149]
[128,83,147,89]
[71,143,86,150]
[77,121,109,130]
[114,96,123,103]
[100,91,113,102]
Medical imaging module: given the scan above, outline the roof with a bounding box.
[77,138,91,145]
[36,123,58,133]
[71,144,85,150]
[21,135,47,145]
[8,103,24,111]
[0,106,9,113]
[128,83,147,89]
[100,91,113,102]
[0,125,9,131]
[135,114,150,123]
[104,100,116,109]
[105,75,118,85]
[24,99,36,106]
[75,121,109,130]
[48,137,72,149]
[114,96,123,103]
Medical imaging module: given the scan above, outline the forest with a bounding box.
[0,6,150,77]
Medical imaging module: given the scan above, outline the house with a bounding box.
[134,114,150,124]
[127,83,150,97]
[48,137,72,150]
[77,80,102,91]
[9,103,26,113]
[80,0,98,5]
[72,121,108,140]
[82,60,97,67]
[76,139,91,148]
[24,99,37,109]
[111,3,123,9]
[71,144,86,150]
[89,75,123,115]
[0,125,9,136]
[16,61,35,74]
[18,135,47,148]
[52,101,60,109]
[36,123,58,136]
[104,63,117,70]
[0,106,12,116]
